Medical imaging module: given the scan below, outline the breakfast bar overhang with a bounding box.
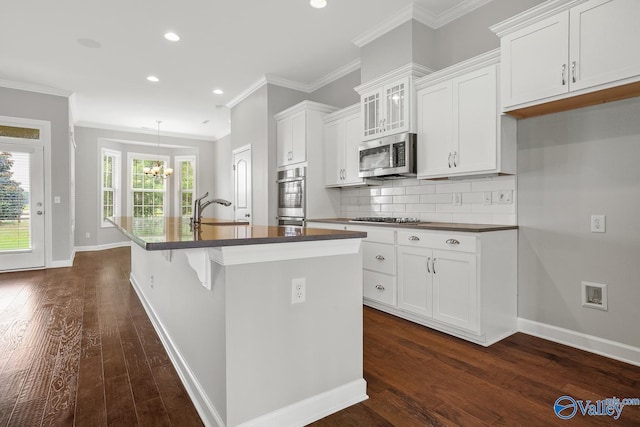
[109,217,368,427]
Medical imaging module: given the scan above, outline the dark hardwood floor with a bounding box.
[1,247,639,426]
[0,247,202,427]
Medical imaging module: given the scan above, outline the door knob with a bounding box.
[37,210,44,215]
[245,213,250,218]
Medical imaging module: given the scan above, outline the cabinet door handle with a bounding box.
[375,255,385,261]
[375,284,385,291]
[448,152,452,168]
[427,257,431,273]
[433,258,437,274]
[571,61,576,83]
[562,64,566,86]
[445,238,460,245]
[408,235,420,241]
[453,151,458,167]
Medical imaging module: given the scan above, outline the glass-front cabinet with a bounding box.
[359,77,410,140]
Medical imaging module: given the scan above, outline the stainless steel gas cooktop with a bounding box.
[350,217,421,224]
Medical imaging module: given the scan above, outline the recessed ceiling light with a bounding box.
[213,89,224,95]
[164,32,180,42]
[310,0,327,8]
[147,75,160,82]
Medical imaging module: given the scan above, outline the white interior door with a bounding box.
[0,141,45,271]
[233,146,252,224]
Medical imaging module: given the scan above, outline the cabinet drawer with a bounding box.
[363,270,396,306]
[363,242,395,274]
[397,230,476,253]
[346,225,395,244]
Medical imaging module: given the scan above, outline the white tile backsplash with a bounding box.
[339,176,517,225]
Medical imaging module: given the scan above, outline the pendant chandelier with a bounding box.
[143,120,173,179]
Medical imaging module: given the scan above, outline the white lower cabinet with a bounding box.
[398,245,478,333]
[306,221,516,345]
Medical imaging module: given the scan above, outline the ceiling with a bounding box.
[0,0,485,140]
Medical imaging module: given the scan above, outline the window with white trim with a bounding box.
[101,148,121,227]
[129,154,168,218]
[174,156,196,218]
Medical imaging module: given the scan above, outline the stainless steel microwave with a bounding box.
[358,133,416,178]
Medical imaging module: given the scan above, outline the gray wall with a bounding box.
[230,86,269,225]
[0,87,72,263]
[433,0,545,69]
[360,20,436,82]
[74,126,215,247]
[517,97,640,348]
[309,69,361,108]
[212,133,233,220]
[230,84,308,226]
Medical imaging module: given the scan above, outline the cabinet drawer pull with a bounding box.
[561,64,566,86]
[448,152,452,168]
[427,257,431,273]
[375,284,385,291]
[571,61,576,83]
[445,238,460,245]
[453,151,457,167]
[433,258,436,274]
[375,255,385,261]
[408,235,420,241]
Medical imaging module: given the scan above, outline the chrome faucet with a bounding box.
[190,192,232,228]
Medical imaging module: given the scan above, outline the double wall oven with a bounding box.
[277,167,305,226]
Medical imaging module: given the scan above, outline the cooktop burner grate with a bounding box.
[350,217,421,224]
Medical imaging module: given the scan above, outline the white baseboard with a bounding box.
[48,259,74,268]
[237,379,368,427]
[518,318,640,367]
[75,241,131,252]
[129,273,225,427]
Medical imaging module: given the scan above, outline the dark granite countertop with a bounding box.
[307,218,518,233]
[109,217,366,251]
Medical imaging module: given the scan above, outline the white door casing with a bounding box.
[233,146,251,224]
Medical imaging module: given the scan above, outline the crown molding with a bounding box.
[414,49,500,90]
[74,121,217,142]
[0,78,72,97]
[354,62,434,94]
[274,100,339,121]
[225,76,268,109]
[490,0,588,37]
[307,58,361,93]
[352,0,495,47]
[352,3,437,47]
[436,0,494,28]
[323,103,360,123]
[226,58,362,109]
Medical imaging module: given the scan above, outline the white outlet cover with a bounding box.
[591,215,606,233]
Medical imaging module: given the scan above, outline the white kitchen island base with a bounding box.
[129,240,367,427]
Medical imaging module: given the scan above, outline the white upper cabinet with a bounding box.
[275,101,337,169]
[324,105,366,187]
[276,110,306,168]
[415,51,516,179]
[495,0,640,114]
[360,77,410,139]
[355,65,431,141]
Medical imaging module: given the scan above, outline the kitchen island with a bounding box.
[109,217,368,427]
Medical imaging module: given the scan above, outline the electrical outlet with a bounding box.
[291,277,306,304]
[85,232,90,239]
[453,193,462,206]
[483,192,492,205]
[496,190,512,204]
[591,215,606,233]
